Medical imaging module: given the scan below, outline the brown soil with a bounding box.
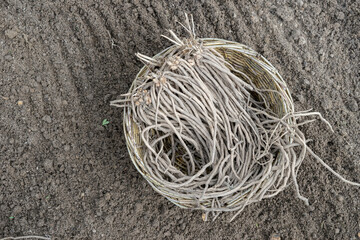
[1,0,359,239]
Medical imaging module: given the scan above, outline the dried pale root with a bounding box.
[0,236,51,240]
[111,15,359,221]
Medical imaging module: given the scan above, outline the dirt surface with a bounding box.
[1,0,359,239]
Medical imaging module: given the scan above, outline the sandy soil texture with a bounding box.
[1,0,359,239]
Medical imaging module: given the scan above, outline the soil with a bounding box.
[1,0,359,239]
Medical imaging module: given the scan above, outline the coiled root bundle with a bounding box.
[111,15,359,221]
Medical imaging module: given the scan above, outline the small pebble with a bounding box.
[338,195,344,202]
[42,115,52,123]
[104,94,112,102]
[320,54,325,62]
[298,36,307,45]
[296,94,305,103]
[52,140,61,148]
[86,94,94,100]
[17,100,23,106]
[37,219,44,227]
[70,5,77,13]
[322,99,333,110]
[251,12,260,23]
[104,193,111,201]
[5,28,19,39]
[335,228,340,234]
[105,215,114,224]
[337,12,345,20]
[4,54,12,61]
[270,233,281,240]
[13,206,22,214]
[134,203,143,214]
[18,146,24,153]
[346,99,358,112]
[276,6,295,22]
[43,132,51,140]
[357,232,360,238]
[180,223,186,231]
[64,145,70,151]
[21,85,29,93]
[43,158,54,172]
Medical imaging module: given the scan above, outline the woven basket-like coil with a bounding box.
[123,38,293,210]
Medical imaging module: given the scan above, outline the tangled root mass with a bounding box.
[111,15,359,221]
